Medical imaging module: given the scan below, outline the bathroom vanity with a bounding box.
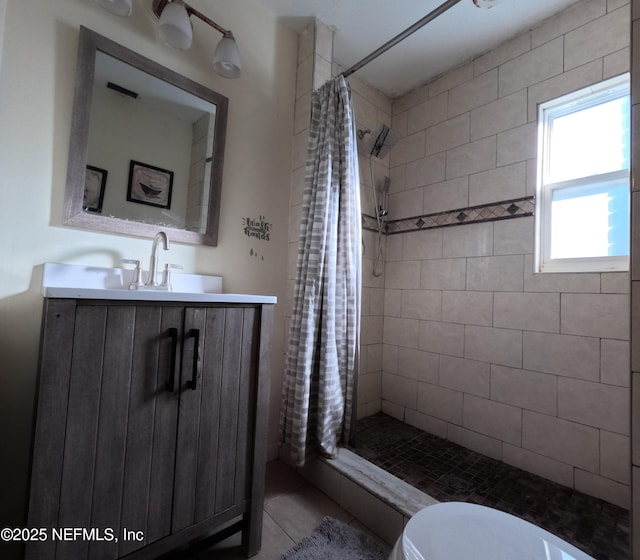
[25,264,276,559]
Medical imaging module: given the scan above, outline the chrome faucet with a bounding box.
[146,231,169,287]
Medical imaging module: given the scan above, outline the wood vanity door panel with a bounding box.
[26,299,76,560]
[56,305,109,560]
[172,306,258,531]
[87,306,136,560]
[118,306,181,557]
[171,307,208,532]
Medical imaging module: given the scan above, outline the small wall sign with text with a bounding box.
[243,215,272,241]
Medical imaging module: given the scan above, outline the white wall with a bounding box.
[0,0,296,537]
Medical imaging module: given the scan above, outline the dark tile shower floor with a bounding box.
[350,413,629,560]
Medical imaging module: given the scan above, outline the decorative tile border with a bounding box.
[362,196,534,234]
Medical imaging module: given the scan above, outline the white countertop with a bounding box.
[42,263,277,305]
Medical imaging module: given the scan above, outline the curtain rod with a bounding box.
[341,0,463,79]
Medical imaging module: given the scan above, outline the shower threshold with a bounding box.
[348,413,629,560]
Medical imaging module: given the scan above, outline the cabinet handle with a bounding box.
[188,328,200,390]
[166,328,178,392]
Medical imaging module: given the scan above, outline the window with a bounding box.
[535,74,630,273]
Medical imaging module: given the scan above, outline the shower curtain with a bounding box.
[279,75,362,467]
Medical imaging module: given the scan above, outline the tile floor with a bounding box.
[351,413,630,560]
[191,460,383,559]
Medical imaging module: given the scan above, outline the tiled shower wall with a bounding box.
[380,0,631,510]
[287,0,633,517]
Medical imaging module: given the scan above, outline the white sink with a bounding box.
[42,263,276,304]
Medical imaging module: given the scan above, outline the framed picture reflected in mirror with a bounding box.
[84,165,107,213]
[127,160,173,209]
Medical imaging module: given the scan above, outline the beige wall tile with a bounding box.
[296,54,313,99]
[405,153,447,188]
[392,86,429,115]
[603,47,630,79]
[601,430,631,484]
[339,476,405,545]
[402,229,443,260]
[428,62,474,98]
[405,409,448,438]
[574,469,630,509]
[401,289,442,321]
[497,122,537,167]
[474,33,531,76]
[419,320,465,357]
[294,91,311,134]
[470,90,527,141]
[358,371,382,406]
[447,424,503,460]
[561,293,630,340]
[503,443,574,487]
[382,372,418,409]
[464,325,523,368]
[499,38,564,97]
[523,331,600,381]
[385,234,403,261]
[440,355,491,398]
[522,410,600,472]
[527,60,603,122]
[407,92,448,136]
[384,289,402,317]
[493,217,534,256]
[382,344,399,374]
[423,177,469,214]
[564,7,630,70]
[385,260,421,290]
[361,315,383,345]
[466,255,524,292]
[468,162,527,206]
[417,382,463,424]
[463,394,522,445]
[313,54,332,90]
[532,0,607,48]
[398,347,439,384]
[367,343,383,373]
[315,21,333,63]
[381,399,405,421]
[524,255,601,293]
[383,317,420,348]
[421,258,467,291]
[493,292,560,333]
[297,23,314,66]
[388,188,424,220]
[601,339,630,387]
[447,69,498,118]
[491,364,558,415]
[443,222,493,258]
[558,377,630,435]
[390,131,425,166]
[426,114,470,155]
[602,272,630,293]
[442,290,493,326]
[445,136,497,180]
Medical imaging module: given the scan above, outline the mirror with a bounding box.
[64,26,228,245]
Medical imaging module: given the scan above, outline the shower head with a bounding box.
[362,124,400,159]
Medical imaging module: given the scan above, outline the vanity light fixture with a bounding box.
[152,0,242,78]
[472,0,503,7]
[93,0,242,78]
[94,0,132,17]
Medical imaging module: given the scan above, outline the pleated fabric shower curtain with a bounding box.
[279,75,362,467]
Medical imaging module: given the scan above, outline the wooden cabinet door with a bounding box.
[172,306,259,533]
[27,302,182,560]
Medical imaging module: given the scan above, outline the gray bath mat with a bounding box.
[278,517,390,560]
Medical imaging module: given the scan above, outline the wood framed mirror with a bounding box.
[64,26,228,246]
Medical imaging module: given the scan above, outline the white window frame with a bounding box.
[535,74,630,273]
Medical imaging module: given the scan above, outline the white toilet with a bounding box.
[389,502,596,560]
